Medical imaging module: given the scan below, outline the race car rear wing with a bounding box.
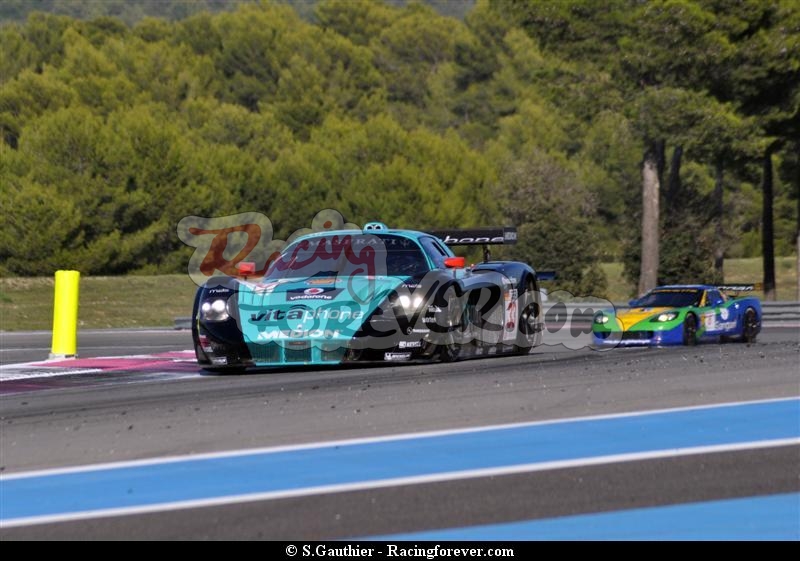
[429,228,517,262]
[717,283,763,296]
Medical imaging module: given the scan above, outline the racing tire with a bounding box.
[742,308,758,344]
[513,278,540,355]
[682,313,698,346]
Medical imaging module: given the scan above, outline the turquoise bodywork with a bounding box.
[237,274,406,365]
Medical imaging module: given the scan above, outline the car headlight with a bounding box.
[654,312,678,322]
[593,313,609,325]
[201,298,230,322]
[393,293,424,313]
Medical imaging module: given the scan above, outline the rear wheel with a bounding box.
[742,308,758,344]
[683,314,698,346]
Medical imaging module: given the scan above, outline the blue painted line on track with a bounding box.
[368,492,800,541]
[1,398,798,522]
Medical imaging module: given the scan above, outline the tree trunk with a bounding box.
[796,157,799,304]
[795,142,799,303]
[639,143,661,295]
[713,159,725,282]
[762,148,776,300]
[667,146,682,207]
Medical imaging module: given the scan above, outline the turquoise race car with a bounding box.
[592,285,762,347]
[192,223,548,371]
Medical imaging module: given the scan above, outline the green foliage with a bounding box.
[315,0,398,46]
[659,177,718,284]
[371,3,461,110]
[0,0,796,291]
[0,1,249,27]
[495,148,608,296]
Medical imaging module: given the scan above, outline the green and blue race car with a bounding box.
[592,285,762,347]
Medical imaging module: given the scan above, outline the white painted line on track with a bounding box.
[0,369,104,381]
[2,438,797,529]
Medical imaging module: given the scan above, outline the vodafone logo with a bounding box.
[286,286,341,301]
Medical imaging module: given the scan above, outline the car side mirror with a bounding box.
[444,257,465,269]
[237,261,256,278]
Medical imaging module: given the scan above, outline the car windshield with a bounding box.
[264,233,430,280]
[633,290,702,308]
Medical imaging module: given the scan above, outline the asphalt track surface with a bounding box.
[1,327,798,540]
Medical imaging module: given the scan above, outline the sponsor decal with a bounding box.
[720,308,730,320]
[503,289,518,338]
[350,237,412,247]
[431,228,517,246]
[286,287,342,301]
[703,312,716,330]
[384,352,412,361]
[398,340,422,349]
[250,307,364,323]
[717,284,759,292]
[441,235,507,245]
[208,288,232,294]
[257,329,342,340]
[211,357,227,365]
[717,321,737,331]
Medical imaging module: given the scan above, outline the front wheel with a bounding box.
[683,314,698,346]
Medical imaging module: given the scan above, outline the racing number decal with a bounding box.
[703,312,716,331]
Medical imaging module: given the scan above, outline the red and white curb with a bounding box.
[0,350,199,382]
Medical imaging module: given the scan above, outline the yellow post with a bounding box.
[50,270,80,359]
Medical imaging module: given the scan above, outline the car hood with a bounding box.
[615,307,673,330]
[235,274,411,341]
